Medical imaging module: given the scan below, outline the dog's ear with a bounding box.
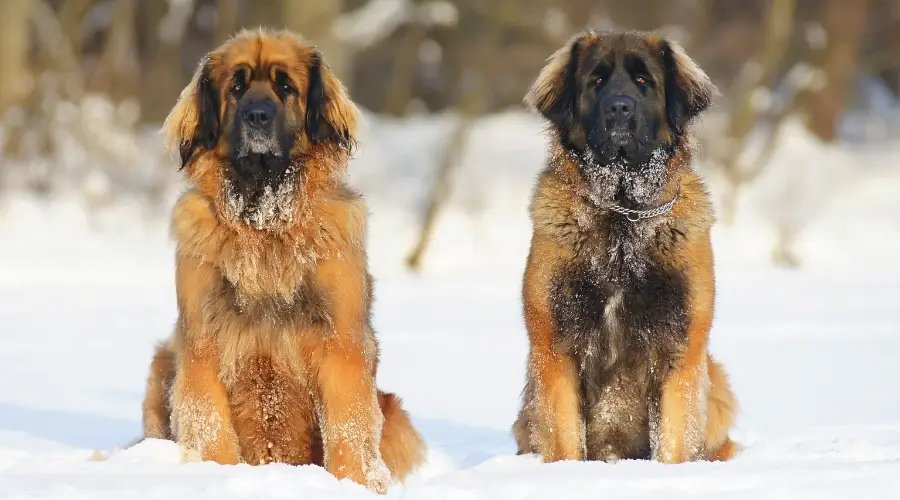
[162,56,220,169]
[661,40,717,135]
[305,52,360,151]
[524,35,582,131]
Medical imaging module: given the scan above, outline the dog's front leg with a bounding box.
[523,237,584,462]
[529,347,583,462]
[170,256,240,464]
[315,256,389,494]
[654,344,709,463]
[653,237,714,464]
[169,337,240,464]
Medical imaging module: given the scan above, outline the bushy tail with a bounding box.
[706,355,740,461]
[378,391,427,481]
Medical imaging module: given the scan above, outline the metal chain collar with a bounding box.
[606,186,681,222]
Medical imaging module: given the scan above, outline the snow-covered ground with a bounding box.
[1,111,899,498]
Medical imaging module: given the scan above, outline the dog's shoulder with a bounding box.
[312,182,368,256]
[529,161,586,247]
[672,168,715,234]
[171,188,225,262]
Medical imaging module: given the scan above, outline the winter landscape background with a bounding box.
[1,0,899,498]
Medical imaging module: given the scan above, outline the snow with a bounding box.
[334,0,459,50]
[2,110,900,498]
[334,0,411,49]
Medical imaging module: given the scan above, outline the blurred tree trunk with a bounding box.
[802,0,870,143]
[404,82,483,271]
[283,0,348,82]
[57,0,93,56]
[683,0,711,53]
[138,0,194,124]
[0,0,33,113]
[405,7,504,271]
[871,0,900,97]
[214,0,239,45]
[715,0,797,225]
[764,0,870,268]
[383,18,428,115]
[88,0,138,101]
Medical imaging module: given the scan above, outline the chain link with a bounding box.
[606,186,680,222]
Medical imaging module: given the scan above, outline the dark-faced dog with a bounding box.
[512,30,739,464]
[139,29,425,494]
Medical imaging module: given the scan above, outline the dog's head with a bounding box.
[525,30,716,168]
[163,29,359,229]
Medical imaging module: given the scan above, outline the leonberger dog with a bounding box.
[139,29,425,493]
[511,30,740,464]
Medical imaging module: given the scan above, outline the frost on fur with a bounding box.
[170,396,226,461]
[560,145,674,280]
[565,146,671,208]
[222,162,301,231]
[318,385,391,491]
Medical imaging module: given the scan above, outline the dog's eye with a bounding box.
[635,76,647,85]
[231,73,246,95]
[275,71,296,96]
[594,77,603,85]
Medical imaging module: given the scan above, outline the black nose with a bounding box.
[605,96,635,119]
[242,101,274,128]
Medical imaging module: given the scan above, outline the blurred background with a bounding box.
[1,3,899,480]
[1,0,898,275]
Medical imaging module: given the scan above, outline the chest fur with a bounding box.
[549,218,689,381]
[208,274,332,330]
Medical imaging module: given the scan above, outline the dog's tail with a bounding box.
[378,391,427,482]
[706,354,741,461]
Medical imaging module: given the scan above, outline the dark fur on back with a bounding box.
[513,30,738,464]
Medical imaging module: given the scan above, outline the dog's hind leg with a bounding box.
[511,400,536,455]
[143,338,176,440]
[378,391,426,482]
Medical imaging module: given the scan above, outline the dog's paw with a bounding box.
[179,444,203,463]
[596,445,622,464]
[365,457,392,494]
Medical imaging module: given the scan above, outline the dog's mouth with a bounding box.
[609,129,633,146]
[222,159,300,231]
[237,127,283,158]
[224,126,298,230]
[610,131,636,157]
[229,122,293,188]
[592,130,643,163]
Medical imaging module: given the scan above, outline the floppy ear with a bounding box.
[662,40,717,135]
[305,52,360,151]
[162,56,220,168]
[524,35,582,130]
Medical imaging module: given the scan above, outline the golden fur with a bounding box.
[512,30,739,464]
[139,29,425,494]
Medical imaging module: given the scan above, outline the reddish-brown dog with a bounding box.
[512,30,739,464]
[139,29,425,493]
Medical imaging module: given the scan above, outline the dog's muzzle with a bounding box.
[238,100,281,157]
[604,96,636,146]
